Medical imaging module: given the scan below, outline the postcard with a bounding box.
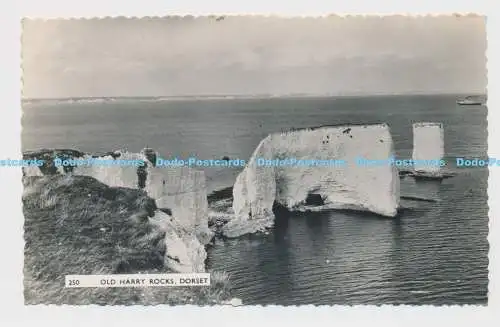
[20,14,488,306]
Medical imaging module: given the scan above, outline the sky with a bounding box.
[21,15,487,99]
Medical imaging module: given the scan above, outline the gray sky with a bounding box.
[22,15,487,99]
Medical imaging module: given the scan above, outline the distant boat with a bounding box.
[457,96,483,106]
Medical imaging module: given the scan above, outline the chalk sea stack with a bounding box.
[399,122,454,180]
[223,124,401,238]
[413,122,444,175]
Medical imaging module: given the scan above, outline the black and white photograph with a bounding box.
[20,15,488,306]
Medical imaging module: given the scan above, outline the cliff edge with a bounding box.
[22,148,213,273]
[23,174,230,305]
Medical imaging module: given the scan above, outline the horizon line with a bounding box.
[22,91,486,101]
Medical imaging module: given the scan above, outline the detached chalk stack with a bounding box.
[412,122,444,176]
[405,122,454,180]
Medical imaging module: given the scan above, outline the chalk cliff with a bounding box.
[71,152,143,189]
[23,173,232,305]
[148,210,208,273]
[22,148,212,273]
[225,124,400,237]
[144,166,211,243]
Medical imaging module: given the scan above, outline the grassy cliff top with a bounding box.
[23,174,230,305]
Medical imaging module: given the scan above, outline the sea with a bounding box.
[21,94,489,305]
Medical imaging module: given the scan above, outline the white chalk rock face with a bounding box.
[149,210,207,273]
[72,151,143,189]
[226,124,400,237]
[145,167,212,272]
[412,122,444,174]
[22,165,44,177]
[21,150,142,189]
[145,166,213,245]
